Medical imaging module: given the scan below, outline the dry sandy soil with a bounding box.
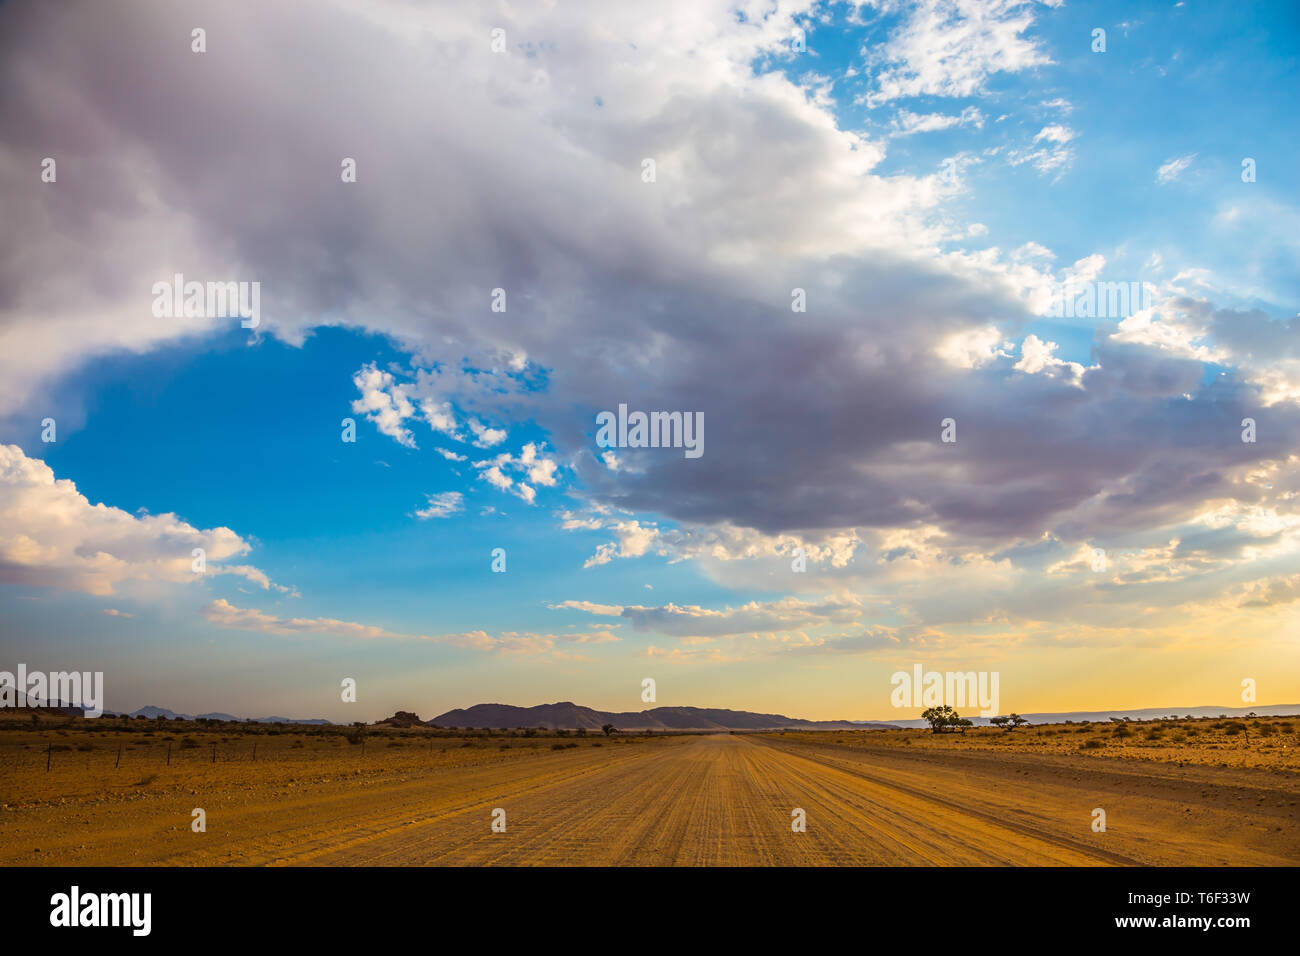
[2,722,1296,865]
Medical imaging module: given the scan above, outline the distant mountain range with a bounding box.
[431,700,1300,731]
[105,705,332,725]
[430,701,898,731]
[2,689,87,717]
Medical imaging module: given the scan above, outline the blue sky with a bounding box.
[1,0,1297,721]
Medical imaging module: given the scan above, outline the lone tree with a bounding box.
[921,705,961,734]
[601,723,617,737]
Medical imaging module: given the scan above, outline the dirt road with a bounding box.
[292,731,1124,865]
[5,733,1296,865]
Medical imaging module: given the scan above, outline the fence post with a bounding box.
[166,743,171,766]
[46,742,51,772]
[211,742,217,764]
[115,744,121,769]
[251,742,257,762]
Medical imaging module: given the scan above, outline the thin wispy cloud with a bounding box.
[1156,152,1197,184]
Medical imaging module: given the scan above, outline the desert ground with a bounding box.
[1,715,1297,865]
